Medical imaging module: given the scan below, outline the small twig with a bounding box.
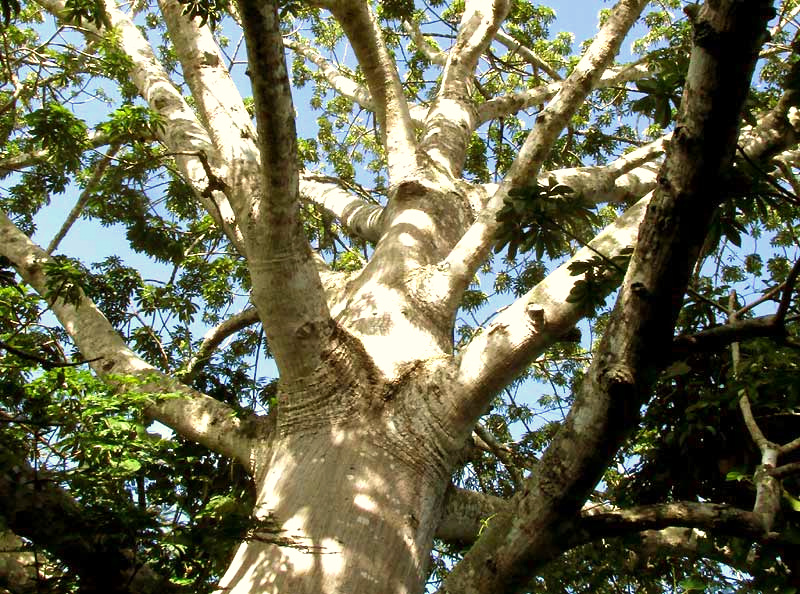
[774,257,800,324]
[687,286,729,315]
[47,143,120,254]
[473,423,524,490]
[735,281,786,317]
[728,293,773,451]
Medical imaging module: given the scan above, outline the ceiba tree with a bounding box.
[1,0,799,592]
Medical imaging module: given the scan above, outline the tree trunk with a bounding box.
[217,394,452,594]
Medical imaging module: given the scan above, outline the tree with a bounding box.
[1,0,799,591]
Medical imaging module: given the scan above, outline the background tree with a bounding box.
[0,0,799,592]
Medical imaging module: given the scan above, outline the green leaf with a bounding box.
[784,491,800,512]
[663,360,691,378]
[679,575,707,591]
[118,458,142,473]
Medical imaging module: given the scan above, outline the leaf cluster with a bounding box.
[494,177,599,261]
[566,246,634,315]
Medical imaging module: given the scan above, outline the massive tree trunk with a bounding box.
[219,430,448,592]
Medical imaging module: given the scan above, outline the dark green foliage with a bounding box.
[99,106,166,143]
[0,275,258,591]
[378,0,414,20]
[566,246,633,315]
[43,255,91,306]
[494,177,599,260]
[62,0,108,27]
[176,0,229,28]
[630,71,684,128]
[0,0,19,24]
[24,104,88,172]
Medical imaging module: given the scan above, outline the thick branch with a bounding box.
[326,0,417,179]
[453,195,649,425]
[444,3,772,591]
[436,494,777,557]
[0,451,178,593]
[0,209,261,470]
[435,486,507,545]
[237,0,333,381]
[634,527,754,572]
[547,134,667,204]
[575,502,768,546]
[671,314,787,357]
[35,0,246,253]
[419,0,511,177]
[158,0,259,220]
[0,530,39,591]
[402,19,447,65]
[740,37,800,160]
[299,172,384,243]
[443,0,648,300]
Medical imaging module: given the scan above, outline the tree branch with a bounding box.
[35,0,246,253]
[575,502,768,546]
[545,133,668,205]
[443,2,773,591]
[671,314,788,357]
[158,0,259,219]
[435,486,507,545]
[775,257,800,324]
[475,61,651,125]
[325,0,418,180]
[0,529,39,592]
[739,34,800,160]
[285,37,374,110]
[237,0,334,382]
[179,306,261,383]
[443,0,649,302]
[452,195,649,426]
[0,451,179,593]
[418,0,511,177]
[0,209,262,470]
[494,29,562,81]
[0,130,116,177]
[402,19,447,65]
[47,143,120,254]
[299,172,384,243]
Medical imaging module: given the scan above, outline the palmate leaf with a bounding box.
[494,178,600,261]
[176,0,230,27]
[565,247,634,314]
[630,54,687,125]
